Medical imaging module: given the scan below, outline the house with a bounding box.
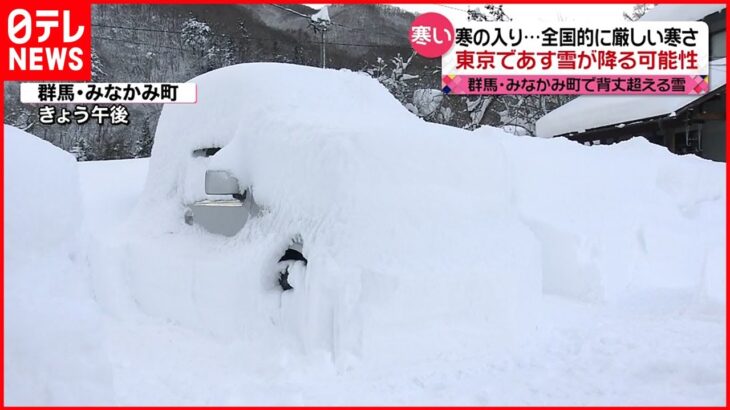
[535,5,727,162]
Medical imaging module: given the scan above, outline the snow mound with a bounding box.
[4,124,81,251]
[475,125,726,309]
[107,63,542,360]
[4,125,113,405]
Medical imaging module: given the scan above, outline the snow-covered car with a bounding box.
[122,62,540,343]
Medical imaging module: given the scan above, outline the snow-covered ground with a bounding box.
[4,64,726,405]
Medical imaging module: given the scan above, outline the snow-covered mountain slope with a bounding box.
[3,64,726,405]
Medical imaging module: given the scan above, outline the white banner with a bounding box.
[20,82,197,104]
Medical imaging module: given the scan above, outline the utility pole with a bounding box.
[309,6,330,68]
[269,4,332,68]
[320,28,327,68]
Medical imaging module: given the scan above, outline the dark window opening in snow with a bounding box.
[192,147,221,157]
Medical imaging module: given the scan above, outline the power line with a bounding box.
[93,32,409,50]
[94,23,268,43]
[93,23,182,35]
[93,20,409,52]
[93,35,182,50]
[436,4,470,13]
[268,4,311,20]
[267,3,357,30]
[263,4,410,66]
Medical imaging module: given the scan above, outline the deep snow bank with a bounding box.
[475,125,726,309]
[4,125,112,404]
[107,63,542,360]
[5,124,81,250]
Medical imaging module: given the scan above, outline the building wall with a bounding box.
[700,98,726,162]
[706,9,726,60]
[704,11,726,162]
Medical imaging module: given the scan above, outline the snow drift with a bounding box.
[5,124,81,251]
[476,125,726,309]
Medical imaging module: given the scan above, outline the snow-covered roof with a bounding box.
[536,4,727,138]
[536,59,726,138]
[640,4,725,22]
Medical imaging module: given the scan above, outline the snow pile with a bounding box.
[476,125,726,309]
[5,125,81,251]
[101,63,541,362]
[4,125,113,405]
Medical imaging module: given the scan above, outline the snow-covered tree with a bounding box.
[181,16,235,72]
[364,52,419,103]
[624,4,655,21]
[4,105,36,132]
[468,5,511,22]
[207,37,236,67]
[292,43,305,65]
[182,17,212,52]
[271,40,290,63]
[134,115,154,158]
[97,134,131,160]
[91,49,106,81]
[412,89,453,123]
[238,19,250,39]
[69,137,89,161]
[460,5,512,129]
[238,19,251,59]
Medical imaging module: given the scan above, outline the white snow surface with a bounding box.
[5,125,81,251]
[4,63,727,405]
[536,58,727,138]
[4,125,112,404]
